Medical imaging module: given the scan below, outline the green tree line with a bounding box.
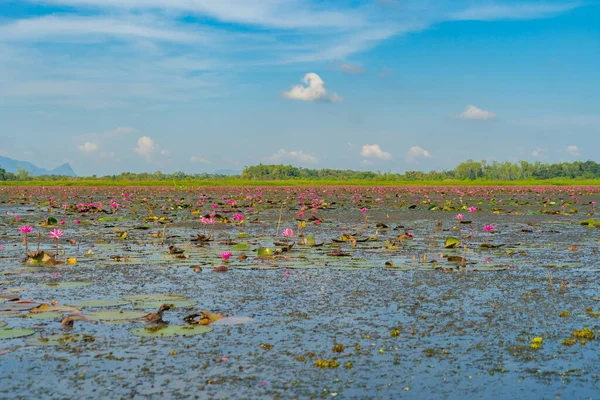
[2,160,600,182]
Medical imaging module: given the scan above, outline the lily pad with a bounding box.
[45,281,92,288]
[67,300,130,308]
[85,310,147,322]
[131,300,195,309]
[0,321,6,328]
[29,304,81,314]
[26,312,63,320]
[122,294,187,302]
[257,247,274,257]
[129,324,213,338]
[0,302,40,312]
[0,328,36,340]
[444,237,461,249]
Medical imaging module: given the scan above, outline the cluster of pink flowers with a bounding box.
[233,213,245,221]
[201,216,217,224]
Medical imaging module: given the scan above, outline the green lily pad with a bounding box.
[27,312,63,320]
[129,325,213,338]
[0,328,36,340]
[257,247,274,257]
[444,237,461,249]
[67,300,130,308]
[0,302,40,312]
[131,300,195,309]
[0,321,6,328]
[45,281,92,288]
[85,310,147,322]
[233,243,250,251]
[122,294,187,302]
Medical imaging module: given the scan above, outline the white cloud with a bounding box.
[360,144,392,160]
[0,16,199,43]
[134,136,168,161]
[565,145,580,156]
[458,105,497,120]
[451,3,579,21]
[406,146,432,163]
[283,73,342,103]
[21,0,367,30]
[268,149,318,164]
[189,155,211,164]
[78,141,98,153]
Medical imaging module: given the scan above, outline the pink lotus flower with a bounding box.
[74,219,81,224]
[220,251,232,261]
[297,212,304,218]
[484,225,495,232]
[282,228,294,237]
[468,207,477,212]
[49,229,64,239]
[59,220,66,225]
[19,226,33,233]
[233,213,245,221]
[360,207,368,213]
[456,214,464,221]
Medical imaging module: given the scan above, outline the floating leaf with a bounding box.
[257,247,274,257]
[26,312,63,320]
[131,300,195,309]
[122,294,186,302]
[0,328,36,340]
[444,237,461,249]
[45,281,92,288]
[129,325,212,338]
[66,300,130,308]
[85,310,147,322]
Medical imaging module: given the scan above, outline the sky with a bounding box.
[0,0,598,176]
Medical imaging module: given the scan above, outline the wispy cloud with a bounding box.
[450,2,579,21]
[0,15,201,43]
[268,149,318,164]
[333,61,366,74]
[0,0,584,109]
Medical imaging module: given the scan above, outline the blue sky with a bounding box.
[0,0,598,176]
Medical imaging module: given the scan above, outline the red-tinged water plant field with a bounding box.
[2,185,600,398]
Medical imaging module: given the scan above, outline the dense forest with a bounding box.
[2,160,600,182]
[242,160,600,181]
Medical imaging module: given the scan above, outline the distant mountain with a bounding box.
[0,156,77,177]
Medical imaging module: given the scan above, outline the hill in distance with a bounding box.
[0,156,77,177]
